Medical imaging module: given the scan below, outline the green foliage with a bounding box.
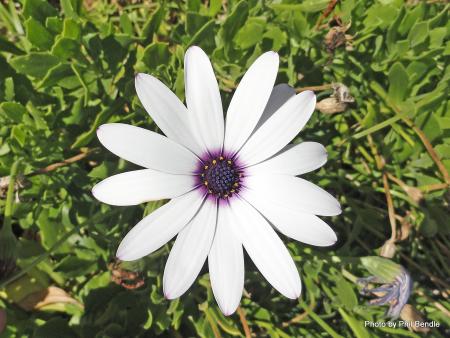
[0,0,449,337]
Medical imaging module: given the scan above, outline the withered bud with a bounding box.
[400,304,430,333]
[380,239,397,258]
[0,175,26,199]
[332,83,354,103]
[316,97,348,115]
[324,22,352,53]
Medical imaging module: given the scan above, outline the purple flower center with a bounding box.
[200,156,242,198]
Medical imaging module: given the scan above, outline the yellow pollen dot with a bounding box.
[230,189,235,193]
[212,159,217,165]
[204,181,208,186]
[239,173,243,177]
[201,173,205,177]
[219,156,224,160]
[208,189,212,194]
[227,160,232,165]
[233,183,239,187]
[224,194,229,198]
[204,165,209,170]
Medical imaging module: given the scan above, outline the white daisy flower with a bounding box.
[93,46,341,315]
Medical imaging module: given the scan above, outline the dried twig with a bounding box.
[382,173,397,242]
[282,300,316,327]
[419,183,449,193]
[28,148,99,176]
[315,0,339,30]
[405,117,450,185]
[237,306,252,338]
[367,135,398,242]
[296,84,333,93]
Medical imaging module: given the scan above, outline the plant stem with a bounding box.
[300,301,344,338]
[1,160,20,235]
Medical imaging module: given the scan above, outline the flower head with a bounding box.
[93,46,341,315]
[358,256,412,319]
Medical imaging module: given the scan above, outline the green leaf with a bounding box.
[234,17,265,49]
[9,52,59,78]
[0,102,26,123]
[25,17,54,50]
[407,21,428,47]
[415,111,442,142]
[0,35,24,54]
[429,27,447,49]
[51,36,80,59]
[62,18,81,40]
[398,3,424,35]
[60,0,77,19]
[142,4,165,44]
[187,19,216,48]
[270,0,329,13]
[263,25,287,51]
[46,16,63,34]
[207,0,222,17]
[186,12,209,36]
[333,275,358,309]
[388,62,409,104]
[220,1,249,45]
[338,308,372,338]
[10,125,26,147]
[55,255,97,277]
[120,13,133,35]
[38,63,73,88]
[142,42,170,69]
[22,0,57,24]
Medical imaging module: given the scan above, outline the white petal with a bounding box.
[238,91,316,166]
[229,197,301,299]
[92,169,195,206]
[184,46,224,152]
[116,189,204,261]
[208,206,244,316]
[247,142,327,176]
[243,175,341,216]
[224,52,279,154]
[242,189,337,246]
[255,84,296,130]
[97,123,198,174]
[135,73,203,155]
[163,200,217,299]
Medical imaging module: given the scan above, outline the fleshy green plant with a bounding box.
[0,0,449,337]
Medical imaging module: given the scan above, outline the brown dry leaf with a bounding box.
[17,286,83,311]
[400,304,430,333]
[399,213,413,241]
[404,186,424,204]
[324,22,353,53]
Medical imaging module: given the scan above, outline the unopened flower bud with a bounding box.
[316,97,347,114]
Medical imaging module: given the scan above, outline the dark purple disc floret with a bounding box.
[195,151,244,200]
